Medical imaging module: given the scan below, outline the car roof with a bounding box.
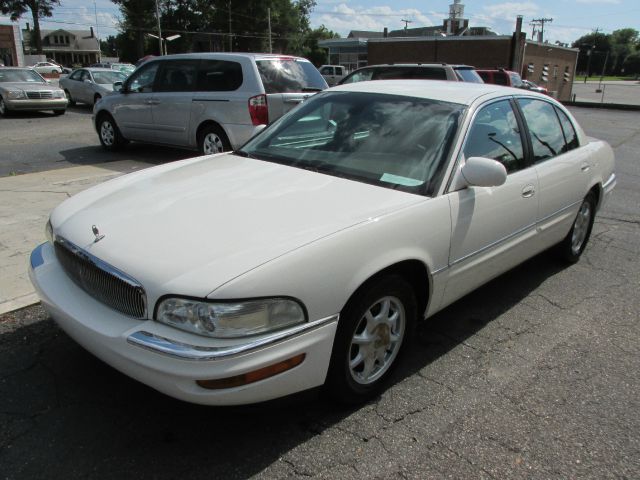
[152,52,312,62]
[329,79,536,106]
[85,67,120,72]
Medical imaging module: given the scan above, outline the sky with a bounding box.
[1,0,639,47]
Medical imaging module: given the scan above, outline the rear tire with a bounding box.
[558,191,596,263]
[325,275,416,404]
[97,113,127,151]
[198,124,231,155]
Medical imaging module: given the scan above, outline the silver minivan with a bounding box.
[93,53,328,154]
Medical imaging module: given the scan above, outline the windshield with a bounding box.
[0,69,45,83]
[454,68,484,83]
[240,92,463,195]
[256,58,327,93]
[111,64,135,74]
[92,71,127,84]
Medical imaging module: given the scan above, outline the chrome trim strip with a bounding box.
[127,315,339,361]
[603,173,616,191]
[431,265,449,275]
[30,242,46,269]
[537,199,582,225]
[450,222,536,267]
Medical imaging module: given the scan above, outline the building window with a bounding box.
[553,65,558,78]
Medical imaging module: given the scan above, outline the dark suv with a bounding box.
[338,63,484,85]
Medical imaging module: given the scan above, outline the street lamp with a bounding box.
[146,33,181,55]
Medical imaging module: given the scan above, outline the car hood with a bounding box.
[52,154,425,299]
[0,82,60,92]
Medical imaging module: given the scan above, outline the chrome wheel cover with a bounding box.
[349,296,405,385]
[203,132,224,154]
[100,120,115,146]
[571,200,592,255]
[0,98,5,115]
[65,90,71,102]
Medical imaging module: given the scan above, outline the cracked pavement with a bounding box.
[0,108,639,479]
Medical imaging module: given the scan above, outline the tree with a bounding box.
[302,25,340,66]
[112,0,157,59]
[572,32,611,76]
[610,28,639,74]
[0,0,60,54]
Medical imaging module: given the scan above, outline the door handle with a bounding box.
[522,185,535,198]
[581,163,590,172]
[284,98,305,104]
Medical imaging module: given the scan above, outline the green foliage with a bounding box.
[110,0,329,61]
[573,29,640,76]
[0,0,60,53]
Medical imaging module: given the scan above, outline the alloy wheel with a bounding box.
[571,201,592,255]
[203,133,224,154]
[348,295,405,385]
[100,121,115,146]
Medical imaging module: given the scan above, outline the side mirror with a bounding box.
[83,79,93,84]
[457,157,507,188]
[113,81,124,92]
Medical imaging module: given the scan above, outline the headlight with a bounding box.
[6,90,25,99]
[53,90,65,99]
[156,297,306,338]
[45,219,53,244]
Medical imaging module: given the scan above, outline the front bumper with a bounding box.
[5,98,67,111]
[29,242,338,405]
[600,172,616,210]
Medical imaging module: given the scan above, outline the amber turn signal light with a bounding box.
[196,353,306,390]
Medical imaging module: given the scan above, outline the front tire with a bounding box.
[558,191,596,263]
[198,124,231,155]
[94,93,102,105]
[64,90,75,107]
[0,96,9,117]
[325,275,416,404]
[97,113,127,151]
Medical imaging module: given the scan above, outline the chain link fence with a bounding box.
[570,81,640,106]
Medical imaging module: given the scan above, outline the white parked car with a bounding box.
[30,81,615,405]
[59,68,127,106]
[32,62,63,75]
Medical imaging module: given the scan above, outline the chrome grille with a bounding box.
[54,238,147,318]
[26,91,53,99]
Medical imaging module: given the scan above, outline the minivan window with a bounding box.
[155,60,198,92]
[374,67,447,80]
[197,60,243,91]
[454,68,484,83]
[256,58,326,93]
[320,66,333,75]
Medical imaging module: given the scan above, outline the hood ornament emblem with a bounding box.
[92,225,105,243]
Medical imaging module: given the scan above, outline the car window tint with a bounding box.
[340,68,374,84]
[197,60,243,91]
[69,70,83,80]
[155,60,197,92]
[320,66,333,75]
[256,59,326,93]
[555,106,580,152]
[127,62,160,93]
[477,71,490,82]
[370,67,447,81]
[509,73,523,87]
[463,100,525,173]
[518,98,566,163]
[494,73,508,85]
[80,70,91,81]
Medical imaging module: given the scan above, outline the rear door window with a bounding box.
[256,58,326,93]
[518,98,566,162]
[197,60,243,91]
[555,106,580,152]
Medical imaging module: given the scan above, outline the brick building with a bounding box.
[0,24,23,66]
[367,36,578,101]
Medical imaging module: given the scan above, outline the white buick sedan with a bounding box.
[30,81,615,405]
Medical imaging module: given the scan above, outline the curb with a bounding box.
[0,293,40,316]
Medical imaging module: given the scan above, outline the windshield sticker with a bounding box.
[380,173,423,187]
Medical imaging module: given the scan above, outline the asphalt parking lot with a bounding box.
[0,106,639,479]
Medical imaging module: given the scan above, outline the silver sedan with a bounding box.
[59,68,127,106]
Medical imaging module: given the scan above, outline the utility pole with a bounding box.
[268,8,272,53]
[93,0,101,62]
[228,1,233,52]
[401,19,412,35]
[155,0,163,55]
[530,17,552,43]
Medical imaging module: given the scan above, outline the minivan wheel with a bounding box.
[325,275,416,404]
[0,97,8,117]
[97,113,127,150]
[199,125,230,155]
[558,191,596,263]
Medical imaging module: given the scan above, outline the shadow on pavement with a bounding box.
[0,250,568,478]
